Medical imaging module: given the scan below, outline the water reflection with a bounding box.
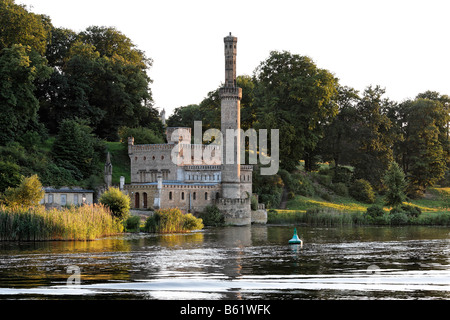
[0,225,449,299]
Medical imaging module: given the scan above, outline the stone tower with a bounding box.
[220,32,242,199]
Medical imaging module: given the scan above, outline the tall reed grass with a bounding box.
[268,208,365,226]
[144,208,203,233]
[268,208,450,226]
[0,205,123,241]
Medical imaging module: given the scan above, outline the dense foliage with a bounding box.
[0,0,163,193]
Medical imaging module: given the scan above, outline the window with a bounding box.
[181,192,185,200]
[193,192,196,200]
[73,194,78,205]
[61,194,67,206]
[205,192,208,201]
[135,193,140,209]
[169,192,173,200]
[48,194,53,204]
[216,192,220,200]
[143,192,148,209]
[161,155,165,160]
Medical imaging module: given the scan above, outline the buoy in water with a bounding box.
[289,228,303,246]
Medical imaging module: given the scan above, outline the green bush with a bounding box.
[389,207,409,225]
[349,179,375,204]
[366,205,384,218]
[99,187,130,221]
[291,173,315,197]
[251,194,258,211]
[331,182,348,197]
[400,204,422,218]
[332,166,353,184]
[124,215,141,232]
[3,175,44,207]
[196,205,225,227]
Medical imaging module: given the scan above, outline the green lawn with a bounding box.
[105,142,130,185]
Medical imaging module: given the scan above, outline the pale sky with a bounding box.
[19,0,450,116]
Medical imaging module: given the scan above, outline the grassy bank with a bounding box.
[268,208,450,226]
[0,205,123,241]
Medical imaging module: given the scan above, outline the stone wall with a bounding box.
[216,198,251,226]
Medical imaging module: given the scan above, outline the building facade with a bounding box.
[124,34,266,225]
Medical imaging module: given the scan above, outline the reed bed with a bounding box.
[268,208,365,226]
[268,208,450,226]
[144,208,203,234]
[0,205,123,241]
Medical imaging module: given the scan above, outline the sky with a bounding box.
[19,0,450,117]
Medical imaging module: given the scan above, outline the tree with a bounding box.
[350,86,396,190]
[0,45,51,144]
[253,51,339,171]
[404,98,448,197]
[118,126,165,145]
[37,25,158,140]
[383,161,406,208]
[3,174,44,207]
[0,160,22,192]
[99,187,130,221]
[52,119,105,180]
[0,0,52,56]
[318,86,360,170]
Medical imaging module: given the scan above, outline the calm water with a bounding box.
[0,225,449,300]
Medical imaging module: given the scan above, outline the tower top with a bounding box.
[223,33,237,88]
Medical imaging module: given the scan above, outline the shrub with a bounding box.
[332,166,353,184]
[3,175,44,207]
[251,194,258,211]
[144,208,203,233]
[331,182,348,197]
[124,215,141,232]
[366,205,384,218]
[349,179,375,204]
[383,161,406,208]
[291,173,315,197]
[400,204,422,218]
[99,187,130,221]
[389,207,409,225]
[197,205,225,227]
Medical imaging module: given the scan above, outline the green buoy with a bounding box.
[289,228,303,246]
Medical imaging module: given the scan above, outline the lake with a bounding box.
[0,225,449,300]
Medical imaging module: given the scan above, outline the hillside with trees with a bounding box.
[0,0,164,195]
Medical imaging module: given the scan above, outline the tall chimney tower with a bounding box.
[220,33,242,199]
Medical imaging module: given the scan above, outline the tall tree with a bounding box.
[383,161,406,208]
[350,86,396,190]
[404,98,448,197]
[0,45,51,144]
[318,86,360,169]
[51,119,105,180]
[253,51,339,171]
[0,0,51,56]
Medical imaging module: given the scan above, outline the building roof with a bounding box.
[43,187,94,193]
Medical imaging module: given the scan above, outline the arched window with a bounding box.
[205,192,208,201]
[193,192,196,200]
[181,192,185,200]
[169,192,173,200]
